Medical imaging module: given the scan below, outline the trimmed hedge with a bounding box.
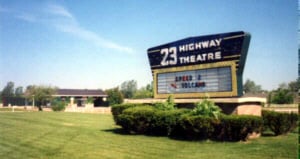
[218,115,262,141]
[113,104,263,141]
[148,109,190,136]
[262,110,298,136]
[117,106,190,135]
[170,114,262,141]
[170,115,219,140]
[111,103,147,123]
[118,106,155,134]
[112,104,298,141]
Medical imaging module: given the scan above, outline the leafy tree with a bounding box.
[146,82,153,93]
[133,83,153,99]
[270,82,294,104]
[15,86,23,97]
[133,87,152,99]
[24,85,57,111]
[271,89,293,104]
[278,83,288,90]
[120,80,137,98]
[26,85,34,91]
[288,78,300,93]
[1,81,15,97]
[243,79,262,94]
[105,87,124,106]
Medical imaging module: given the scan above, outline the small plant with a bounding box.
[154,95,176,111]
[51,100,67,111]
[86,97,94,104]
[192,98,221,119]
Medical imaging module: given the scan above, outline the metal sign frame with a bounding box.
[153,61,237,98]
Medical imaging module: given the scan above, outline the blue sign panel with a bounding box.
[148,31,251,98]
[148,31,250,75]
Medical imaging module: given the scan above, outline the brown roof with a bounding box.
[54,89,107,97]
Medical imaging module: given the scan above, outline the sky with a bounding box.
[0,0,298,91]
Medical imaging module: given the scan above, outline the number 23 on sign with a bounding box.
[160,47,177,66]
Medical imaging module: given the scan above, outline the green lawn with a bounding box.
[0,112,297,159]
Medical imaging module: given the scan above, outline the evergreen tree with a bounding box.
[1,81,15,97]
[15,86,23,97]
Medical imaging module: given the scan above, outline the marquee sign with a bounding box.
[147,31,251,98]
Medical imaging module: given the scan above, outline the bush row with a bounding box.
[112,104,263,141]
[118,106,189,136]
[262,110,298,136]
[111,103,147,123]
[171,114,262,141]
[112,104,298,141]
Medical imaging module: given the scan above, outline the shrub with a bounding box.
[117,106,190,135]
[262,110,298,136]
[170,114,219,140]
[118,106,156,134]
[170,114,262,141]
[148,109,190,136]
[218,115,263,141]
[192,99,221,119]
[51,100,67,111]
[112,102,263,141]
[111,103,146,124]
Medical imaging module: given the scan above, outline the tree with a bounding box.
[133,87,153,99]
[146,82,153,93]
[120,80,137,98]
[270,82,294,104]
[133,82,153,99]
[288,78,300,93]
[1,81,15,97]
[243,79,262,94]
[105,87,124,106]
[24,85,57,111]
[15,86,23,97]
[271,89,293,104]
[278,83,288,90]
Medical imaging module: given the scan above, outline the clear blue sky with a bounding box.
[0,0,298,91]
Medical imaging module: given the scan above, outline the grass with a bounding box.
[0,112,298,159]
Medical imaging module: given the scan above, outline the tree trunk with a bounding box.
[37,104,43,111]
